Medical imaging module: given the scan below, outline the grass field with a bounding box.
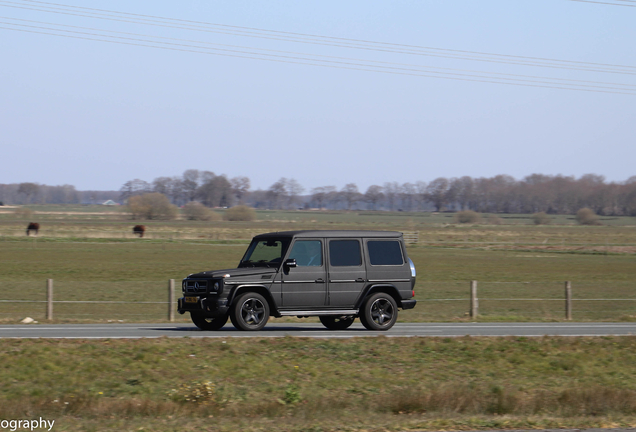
[1,336,636,431]
[1,206,636,431]
[1,206,635,322]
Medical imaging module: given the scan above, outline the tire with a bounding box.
[191,312,228,330]
[319,315,355,330]
[359,292,398,331]
[230,292,270,331]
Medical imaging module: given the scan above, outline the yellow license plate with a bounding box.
[184,297,198,303]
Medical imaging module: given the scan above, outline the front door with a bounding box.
[281,239,327,308]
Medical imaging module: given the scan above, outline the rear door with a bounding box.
[326,238,366,307]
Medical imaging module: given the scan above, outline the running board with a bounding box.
[279,309,358,317]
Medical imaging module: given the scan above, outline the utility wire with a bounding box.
[4,16,635,91]
[1,0,635,75]
[569,0,636,7]
[2,23,635,95]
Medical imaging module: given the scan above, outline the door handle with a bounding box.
[315,278,325,283]
[356,278,365,282]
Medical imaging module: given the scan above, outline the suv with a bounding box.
[178,230,416,331]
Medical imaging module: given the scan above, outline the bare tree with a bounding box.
[267,178,288,209]
[198,175,233,208]
[311,186,331,209]
[426,177,450,212]
[287,179,305,209]
[341,183,361,210]
[17,182,39,204]
[119,179,151,202]
[181,169,200,202]
[383,182,400,211]
[400,183,416,211]
[364,185,384,210]
[230,176,251,204]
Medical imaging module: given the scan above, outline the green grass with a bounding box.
[1,336,636,431]
[0,206,635,322]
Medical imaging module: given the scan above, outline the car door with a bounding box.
[326,238,366,307]
[280,239,327,308]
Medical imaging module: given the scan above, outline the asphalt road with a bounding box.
[1,322,636,339]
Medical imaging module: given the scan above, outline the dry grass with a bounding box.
[1,336,636,431]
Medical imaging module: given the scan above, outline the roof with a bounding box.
[253,230,403,239]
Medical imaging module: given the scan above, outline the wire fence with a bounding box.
[0,280,634,322]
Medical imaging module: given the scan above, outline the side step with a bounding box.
[278,309,358,317]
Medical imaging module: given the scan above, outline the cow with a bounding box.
[133,225,145,238]
[26,222,39,236]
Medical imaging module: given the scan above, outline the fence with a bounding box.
[0,280,178,322]
[0,280,634,322]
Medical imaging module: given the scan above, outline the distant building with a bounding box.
[102,200,118,206]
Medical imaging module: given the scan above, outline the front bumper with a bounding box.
[178,296,229,318]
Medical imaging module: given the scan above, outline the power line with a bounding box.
[4,16,635,91]
[1,0,635,75]
[568,0,636,7]
[2,23,634,95]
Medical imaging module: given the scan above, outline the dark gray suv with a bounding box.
[178,230,416,331]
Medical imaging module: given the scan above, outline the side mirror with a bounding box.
[284,258,297,268]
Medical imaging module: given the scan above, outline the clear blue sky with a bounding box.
[1,0,634,192]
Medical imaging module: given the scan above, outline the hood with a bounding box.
[187,267,278,279]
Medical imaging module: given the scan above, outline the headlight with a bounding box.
[212,281,220,292]
[182,280,187,291]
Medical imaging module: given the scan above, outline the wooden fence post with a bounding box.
[168,279,175,322]
[565,281,572,320]
[470,280,478,319]
[46,279,53,321]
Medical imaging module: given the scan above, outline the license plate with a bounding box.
[184,297,198,303]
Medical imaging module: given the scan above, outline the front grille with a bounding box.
[184,279,208,294]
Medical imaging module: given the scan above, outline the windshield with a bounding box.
[239,238,291,268]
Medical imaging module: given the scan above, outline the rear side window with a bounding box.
[329,240,362,267]
[367,240,404,266]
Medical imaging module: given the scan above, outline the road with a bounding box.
[1,322,635,339]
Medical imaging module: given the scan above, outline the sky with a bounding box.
[1,0,635,192]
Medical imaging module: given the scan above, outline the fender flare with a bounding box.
[355,284,403,309]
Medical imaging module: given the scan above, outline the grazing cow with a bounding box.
[133,225,146,238]
[26,222,39,236]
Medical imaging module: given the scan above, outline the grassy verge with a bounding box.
[1,336,635,431]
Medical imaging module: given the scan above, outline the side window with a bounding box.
[288,240,323,267]
[329,240,362,267]
[367,240,404,266]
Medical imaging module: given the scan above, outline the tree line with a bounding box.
[2,172,636,216]
[117,171,636,216]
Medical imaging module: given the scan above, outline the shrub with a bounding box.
[455,210,480,224]
[127,193,178,220]
[487,214,503,225]
[224,205,256,222]
[182,202,221,221]
[576,208,600,226]
[532,212,551,225]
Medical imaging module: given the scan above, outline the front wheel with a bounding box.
[319,315,355,330]
[359,293,398,331]
[230,292,270,331]
[191,312,228,330]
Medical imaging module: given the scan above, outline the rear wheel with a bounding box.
[230,292,270,331]
[190,312,228,330]
[319,315,355,330]
[359,293,398,331]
